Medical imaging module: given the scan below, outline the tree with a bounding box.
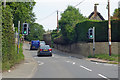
[7,2,36,27]
[2,5,17,70]
[111,8,120,20]
[25,23,45,41]
[59,6,87,43]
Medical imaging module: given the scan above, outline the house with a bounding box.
[88,4,105,21]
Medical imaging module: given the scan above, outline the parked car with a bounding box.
[37,45,52,56]
[30,40,40,50]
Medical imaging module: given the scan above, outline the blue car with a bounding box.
[30,40,40,50]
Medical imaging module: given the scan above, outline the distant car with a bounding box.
[40,41,45,47]
[37,45,52,56]
[30,40,40,50]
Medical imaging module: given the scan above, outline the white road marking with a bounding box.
[72,62,76,65]
[37,61,44,65]
[104,64,114,66]
[34,57,37,58]
[66,61,70,62]
[91,62,117,67]
[39,62,44,65]
[98,74,110,80]
[80,65,92,72]
[66,61,71,63]
[91,62,102,64]
[95,62,102,64]
[52,54,54,57]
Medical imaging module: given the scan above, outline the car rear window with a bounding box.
[40,41,45,44]
[31,41,40,44]
[40,45,50,49]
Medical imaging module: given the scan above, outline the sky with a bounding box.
[33,0,119,31]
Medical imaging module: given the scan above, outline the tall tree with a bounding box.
[25,23,45,41]
[8,2,36,27]
[59,6,87,43]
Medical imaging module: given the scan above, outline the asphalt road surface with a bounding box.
[26,43,118,79]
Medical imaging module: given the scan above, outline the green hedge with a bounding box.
[75,20,120,42]
[2,6,24,71]
[52,20,120,44]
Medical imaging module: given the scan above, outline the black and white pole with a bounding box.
[93,27,95,56]
[17,21,20,54]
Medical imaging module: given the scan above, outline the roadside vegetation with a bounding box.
[51,6,87,44]
[25,23,45,41]
[51,6,120,44]
[2,43,24,71]
[2,1,45,71]
[51,6,120,64]
[88,54,118,62]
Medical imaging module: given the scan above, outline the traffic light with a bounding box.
[23,23,28,35]
[88,28,93,39]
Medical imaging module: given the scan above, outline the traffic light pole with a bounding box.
[93,27,95,56]
[17,21,20,54]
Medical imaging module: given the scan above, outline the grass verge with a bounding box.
[2,42,24,71]
[15,43,24,63]
[88,54,119,64]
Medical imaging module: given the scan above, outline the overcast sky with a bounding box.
[33,0,119,31]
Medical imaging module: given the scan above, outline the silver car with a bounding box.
[37,45,52,56]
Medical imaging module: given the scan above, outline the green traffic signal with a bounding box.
[24,31,27,34]
[90,35,93,38]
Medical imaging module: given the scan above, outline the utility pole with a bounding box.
[57,10,59,32]
[108,0,111,56]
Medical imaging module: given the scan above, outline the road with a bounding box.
[26,43,118,79]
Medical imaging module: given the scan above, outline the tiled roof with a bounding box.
[88,12,105,20]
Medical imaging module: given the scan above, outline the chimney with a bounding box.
[94,4,99,16]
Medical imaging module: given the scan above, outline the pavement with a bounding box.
[2,43,38,78]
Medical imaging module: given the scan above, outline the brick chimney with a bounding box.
[94,4,99,16]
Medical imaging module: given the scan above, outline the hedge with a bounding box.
[2,6,24,71]
[75,20,120,42]
[52,20,120,44]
